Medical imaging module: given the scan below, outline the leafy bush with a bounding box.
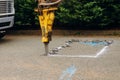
[14,0,120,29]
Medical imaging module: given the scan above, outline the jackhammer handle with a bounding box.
[39,0,61,6]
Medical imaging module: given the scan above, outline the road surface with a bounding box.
[0,35,120,80]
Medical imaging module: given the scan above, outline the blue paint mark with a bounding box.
[80,41,108,46]
[59,65,77,80]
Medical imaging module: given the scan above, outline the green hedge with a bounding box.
[14,0,120,29]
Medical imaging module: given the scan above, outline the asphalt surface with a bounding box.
[0,35,120,80]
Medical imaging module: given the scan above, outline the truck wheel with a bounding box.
[0,31,6,39]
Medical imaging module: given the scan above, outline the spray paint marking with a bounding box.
[49,46,108,58]
[96,46,108,57]
[59,65,77,80]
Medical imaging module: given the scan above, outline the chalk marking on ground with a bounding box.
[48,46,108,58]
[59,65,77,80]
[49,54,96,58]
[95,46,108,58]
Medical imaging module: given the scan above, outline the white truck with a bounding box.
[0,0,15,38]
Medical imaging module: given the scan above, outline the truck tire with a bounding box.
[0,31,6,39]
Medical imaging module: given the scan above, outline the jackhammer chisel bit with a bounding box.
[44,42,49,56]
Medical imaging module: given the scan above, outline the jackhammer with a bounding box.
[35,0,61,55]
